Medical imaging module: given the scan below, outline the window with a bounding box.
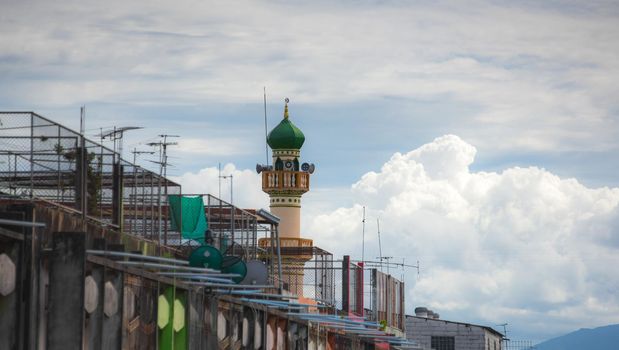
[431,336,455,350]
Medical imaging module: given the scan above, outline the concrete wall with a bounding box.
[1,200,380,350]
[406,316,502,350]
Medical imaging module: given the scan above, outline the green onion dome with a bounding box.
[267,102,305,150]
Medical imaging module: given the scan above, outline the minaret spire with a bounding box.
[284,97,290,119]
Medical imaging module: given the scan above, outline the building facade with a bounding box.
[406,313,503,350]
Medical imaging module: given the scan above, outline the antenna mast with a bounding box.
[263,87,269,167]
[80,106,85,135]
[361,206,366,264]
[219,172,234,205]
[100,126,143,159]
[147,135,178,245]
[131,148,155,165]
[496,323,508,340]
[377,218,383,273]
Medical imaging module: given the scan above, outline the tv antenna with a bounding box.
[131,148,155,165]
[496,323,508,340]
[147,135,178,178]
[376,256,394,274]
[100,126,143,159]
[356,259,420,278]
[147,135,178,245]
[219,172,234,205]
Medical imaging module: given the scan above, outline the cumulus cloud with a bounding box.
[305,135,619,340]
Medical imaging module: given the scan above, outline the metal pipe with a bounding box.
[0,218,46,228]
[87,250,190,265]
[158,275,236,283]
[158,274,237,282]
[286,313,373,321]
[156,272,240,278]
[303,318,380,328]
[238,298,306,309]
[239,298,320,309]
[290,315,380,328]
[117,261,217,272]
[226,291,330,305]
[213,289,262,294]
[188,282,275,289]
[218,290,299,299]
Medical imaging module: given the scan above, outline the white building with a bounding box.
[406,307,504,350]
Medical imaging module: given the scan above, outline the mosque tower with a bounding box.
[257,98,315,297]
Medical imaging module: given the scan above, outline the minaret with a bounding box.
[258,99,314,297]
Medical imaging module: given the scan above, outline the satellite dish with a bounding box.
[308,163,315,174]
[256,164,268,174]
[188,245,223,270]
[241,260,269,285]
[221,255,247,283]
[301,163,310,172]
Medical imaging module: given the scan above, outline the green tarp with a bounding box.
[168,195,208,243]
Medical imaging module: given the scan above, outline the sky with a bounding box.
[1,0,619,342]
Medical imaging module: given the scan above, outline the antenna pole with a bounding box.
[80,106,85,135]
[377,218,383,273]
[218,163,222,199]
[147,135,178,245]
[361,206,366,264]
[113,126,117,156]
[263,87,269,167]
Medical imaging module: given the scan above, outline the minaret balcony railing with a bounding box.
[258,237,313,249]
[258,237,314,261]
[262,170,310,193]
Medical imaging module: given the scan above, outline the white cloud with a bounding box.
[176,138,251,156]
[304,135,619,340]
[1,0,618,155]
[168,136,619,339]
[170,163,268,210]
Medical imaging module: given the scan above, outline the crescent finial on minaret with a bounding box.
[284,98,289,119]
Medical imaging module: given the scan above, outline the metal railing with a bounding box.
[261,170,310,192]
[503,340,537,350]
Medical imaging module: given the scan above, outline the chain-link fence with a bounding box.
[257,237,337,306]
[503,340,536,350]
[0,112,181,243]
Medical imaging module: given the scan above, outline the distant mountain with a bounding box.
[535,324,619,350]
